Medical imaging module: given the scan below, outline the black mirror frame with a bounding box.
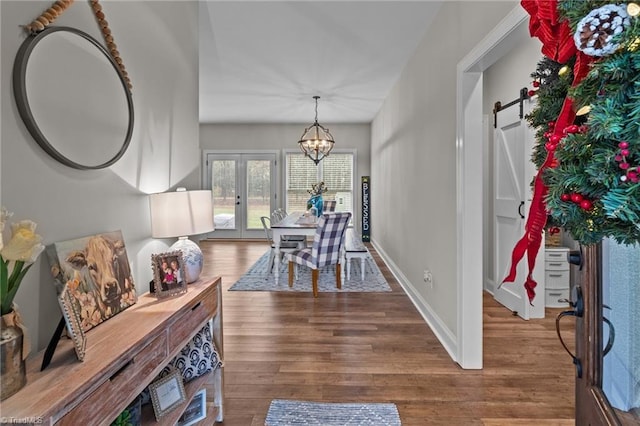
[12,26,134,170]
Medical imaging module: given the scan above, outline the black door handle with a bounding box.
[603,316,615,356]
[555,286,584,378]
[518,201,525,219]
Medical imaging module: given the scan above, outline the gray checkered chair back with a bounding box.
[323,200,337,212]
[289,213,351,269]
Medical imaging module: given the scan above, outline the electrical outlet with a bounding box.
[423,269,433,288]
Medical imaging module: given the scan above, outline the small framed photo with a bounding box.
[152,251,188,298]
[58,285,86,361]
[177,389,207,426]
[149,368,187,421]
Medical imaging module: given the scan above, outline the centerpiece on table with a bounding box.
[1,207,45,400]
[307,182,328,217]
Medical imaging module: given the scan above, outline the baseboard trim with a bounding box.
[371,239,458,363]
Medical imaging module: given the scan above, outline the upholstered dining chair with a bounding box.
[323,200,337,212]
[261,216,299,275]
[287,212,352,297]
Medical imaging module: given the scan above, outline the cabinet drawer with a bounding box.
[545,260,569,271]
[545,288,570,308]
[545,250,568,262]
[545,270,570,289]
[58,332,168,425]
[168,289,217,353]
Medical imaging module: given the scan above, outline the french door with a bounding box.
[204,152,276,239]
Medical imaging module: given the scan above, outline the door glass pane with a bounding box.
[602,239,640,422]
[246,160,271,230]
[211,160,236,229]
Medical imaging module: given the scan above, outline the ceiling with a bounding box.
[198,1,443,124]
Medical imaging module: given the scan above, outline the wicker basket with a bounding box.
[545,228,562,247]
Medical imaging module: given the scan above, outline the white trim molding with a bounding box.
[455,5,529,369]
[371,239,458,361]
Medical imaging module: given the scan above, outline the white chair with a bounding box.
[272,209,306,248]
[261,216,299,275]
[287,213,352,297]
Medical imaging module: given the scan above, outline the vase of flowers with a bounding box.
[0,207,44,400]
[306,182,328,217]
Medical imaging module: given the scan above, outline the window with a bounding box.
[285,151,355,214]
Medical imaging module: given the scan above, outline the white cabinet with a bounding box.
[545,247,570,307]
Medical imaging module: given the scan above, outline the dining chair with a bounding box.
[271,208,287,222]
[272,209,306,248]
[260,216,299,275]
[323,200,337,212]
[287,212,352,297]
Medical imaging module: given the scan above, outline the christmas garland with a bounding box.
[527,1,640,245]
[504,0,640,302]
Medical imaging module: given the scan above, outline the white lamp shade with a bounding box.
[149,190,214,238]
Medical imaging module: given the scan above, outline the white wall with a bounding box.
[370,1,517,342]
[1,1,200,350]
[200,123,371,227]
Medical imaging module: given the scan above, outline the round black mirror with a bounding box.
[13,26,134,170]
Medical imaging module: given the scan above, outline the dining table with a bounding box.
[271,211,346,285]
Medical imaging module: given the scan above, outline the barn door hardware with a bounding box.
[493,87,530,128]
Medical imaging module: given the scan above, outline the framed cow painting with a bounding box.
[46,230,137,333]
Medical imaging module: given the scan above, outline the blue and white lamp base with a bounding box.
[171,237,203,283]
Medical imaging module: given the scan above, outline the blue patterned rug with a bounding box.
[228,250,391,293]
[265,399,401,425]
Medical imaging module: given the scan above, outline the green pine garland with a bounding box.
[526,1,640,245]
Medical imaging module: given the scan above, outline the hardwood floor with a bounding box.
[200,240,575,425]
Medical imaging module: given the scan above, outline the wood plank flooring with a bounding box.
[200,240,575,425]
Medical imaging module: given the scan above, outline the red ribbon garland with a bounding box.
[502,0,593,303]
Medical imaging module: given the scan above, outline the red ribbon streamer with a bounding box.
[502,0,593,303]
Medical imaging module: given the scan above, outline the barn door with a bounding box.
[493,99,544,319]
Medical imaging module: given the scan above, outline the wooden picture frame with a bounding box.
[152,251,188,298]
[57,285,86,361]
[177,389,207,426]
[149,369,187,421]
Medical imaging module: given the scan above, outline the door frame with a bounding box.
[456,4,530,368]
[202,149,279,239]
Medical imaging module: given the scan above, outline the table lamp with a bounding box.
[149,188,214,283]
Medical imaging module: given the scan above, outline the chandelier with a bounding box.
[298,96,335,165]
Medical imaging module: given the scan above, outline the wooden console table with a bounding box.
[1,276,224,425]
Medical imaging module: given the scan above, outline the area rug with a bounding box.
[265,399,401,425]
[228,250,391,293]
